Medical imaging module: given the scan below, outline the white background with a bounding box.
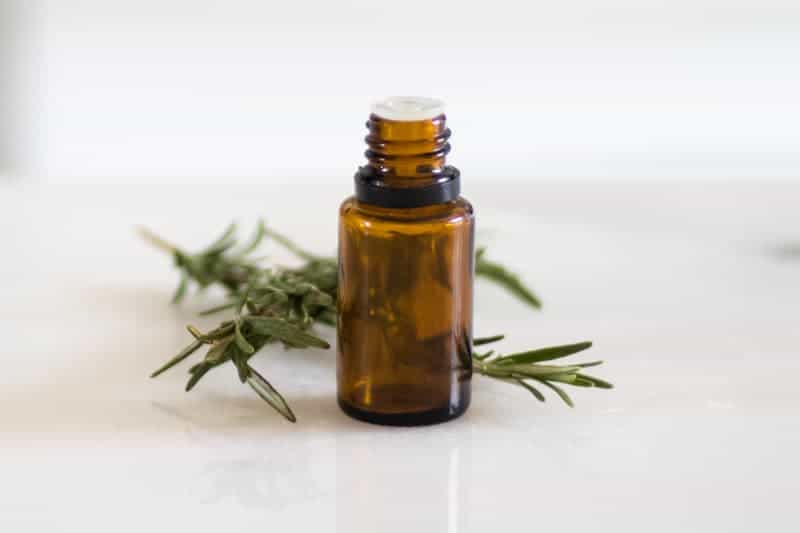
[2,0,799,182]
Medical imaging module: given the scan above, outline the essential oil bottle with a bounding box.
[337,97,475,426]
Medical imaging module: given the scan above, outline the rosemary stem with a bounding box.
[138,226,179,254]
[263,227,319,261]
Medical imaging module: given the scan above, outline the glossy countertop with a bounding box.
[1,181,798,531]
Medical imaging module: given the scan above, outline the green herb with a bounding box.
[775,242,800,260]
[476,247,542,308]
[142,221,611,422]
[471,338,611,408]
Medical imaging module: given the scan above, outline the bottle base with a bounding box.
[337,398,469,427]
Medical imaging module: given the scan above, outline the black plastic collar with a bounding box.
[354,166,461,208]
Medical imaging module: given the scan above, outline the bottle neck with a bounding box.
[364,114,451,187]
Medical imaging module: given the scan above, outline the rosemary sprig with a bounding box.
[143,221,610,422]
[471,337,611,408]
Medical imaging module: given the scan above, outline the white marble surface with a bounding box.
[1,182,798,532]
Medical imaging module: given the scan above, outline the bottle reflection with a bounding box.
[336,433,468,532]
[447,447,461,533]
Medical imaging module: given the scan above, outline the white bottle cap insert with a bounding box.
[371,96,446,121]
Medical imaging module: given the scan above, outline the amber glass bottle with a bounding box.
[337,97,475,426]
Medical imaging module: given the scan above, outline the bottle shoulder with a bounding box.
[339,196,474,227]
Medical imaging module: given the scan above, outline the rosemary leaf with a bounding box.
[475,247,542,309]
[502,364,585,378]
[236,220,266,257]
[474,350,494,361]
[185,363,211,391]
[199,302,239,316]
[202,223,238,255]
[263,226,319,262]
[245,316,330,349]
[172,272,189,304]
[546,374,592,387]
[493,341,592,366]
[533,378,574,407]
[577,374,614,389]
[247,365,297,423]
[516,379,546,402]
[234,321,256,355]
[186,324,204,340]
[230,344,251,383]
[473,334,505,346]
[150,339,204,378]
[205,337,233,365]
[188,323,234,343]
[575,360,604,369]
